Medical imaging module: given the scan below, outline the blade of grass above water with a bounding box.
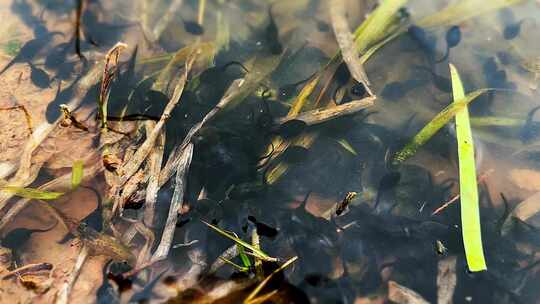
[202,220,277,262]
[71,160,84,190]
[450,63,487,272]
[392,89,491,164]
[0,186,64,200]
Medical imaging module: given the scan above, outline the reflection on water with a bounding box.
[0,0,539,303]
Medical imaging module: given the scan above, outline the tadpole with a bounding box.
[265,4,283,54]
[28,63,51,88]
[277,73,316,100]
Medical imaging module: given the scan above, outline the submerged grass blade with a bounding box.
[450,63,487,272]
[336,138,358,156]
[202,220,277,262]
[353,0,408,53]
[71,160,84,190]
[1,186,64,200]
[417,0,525,28]
[392,89,491,164]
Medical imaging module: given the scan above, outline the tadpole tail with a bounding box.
[0,59,16,76]
[222,61,250,73]
[435,46,450,63]
[497,193,511,236]
[74,0,84,59]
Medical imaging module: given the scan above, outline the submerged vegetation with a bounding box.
[0,0,539,303]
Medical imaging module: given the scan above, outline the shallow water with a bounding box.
[0,0,539,303]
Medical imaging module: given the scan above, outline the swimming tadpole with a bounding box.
[265,4,283,55]
[437,25,462,62]
[0,31,60,76]
[28,63,51,88]
[520,105,540,143]
[277,73,316,100]
[350,83,367,98]
[182,19,205,36]
[380,79,423,100]
[407,25,437,58]
[2,221,58,257]
[503,20,525,40]
[247,216,278,238]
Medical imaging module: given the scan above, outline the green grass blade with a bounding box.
[392,89,491,164]
[202,220,277,262]
[237,244,252,268]
[450,63,487,272]
[244,256,298,303]
[1,186,64,200]
[218,256,250,272]
[353,0,408,53]
[417,0,525,28]
[336,138,358,156]
[71,160,84,190]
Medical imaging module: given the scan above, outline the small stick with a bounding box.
[275,96,374,127]
[0,105,33,134]
[98,42,128,129]
[143,122,165,227]
[432,170,493,215]
[329,0,373,96]
[208,245,239,274]
[388,280,429,304]
[2,262,53,279]
[437,256,457,304]
[74,0,84,59]
[116,51,197,187]
[55,246,89,304]
[152,0,184,41]
[151,143,194,262]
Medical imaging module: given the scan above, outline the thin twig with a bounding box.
[158,78,245,187]
[55,246,89,304]
[437,256,457,304]
[143,121,165,227]
[2,262,53,279]
[116,51,197,187]
[152,0,184,41]
[74,0,84,59]
[98,42,128,129]
[330,0,373,96]
[432,170,493,215]
[275,96,375,127]
[388,280,429,304]
[208,245,239,274]
[151,143,194,262]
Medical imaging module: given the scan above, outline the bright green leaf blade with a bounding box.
[218,256,250,272]
[202,220,277,262]
[71,160,84,190]
[353,0,408,53]
[1,186,64,200]
[392,89,491,164]
[237,244,252,268]
[450,63,487,272]
[336,138,358,156]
